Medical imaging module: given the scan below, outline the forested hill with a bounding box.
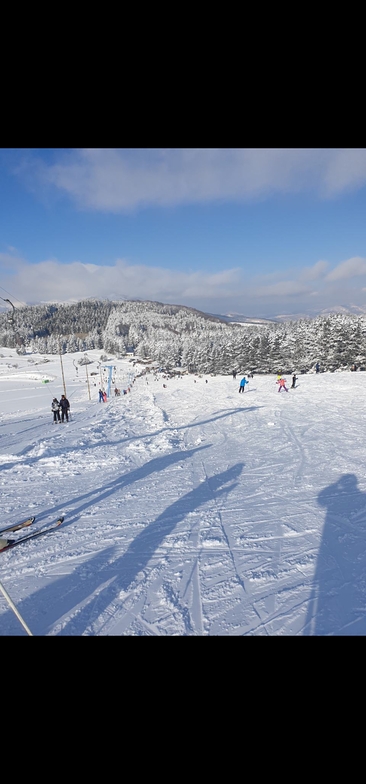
[1,298,366,374]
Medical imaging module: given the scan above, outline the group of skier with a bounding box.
[276,374,297,392]
[51,382,126,422]
[52,370,300,422]
[51,395,70,423]
[235,371,298,394]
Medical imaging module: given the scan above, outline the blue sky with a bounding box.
[1,148,366,318]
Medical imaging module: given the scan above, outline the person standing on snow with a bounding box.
[239,377,249,393]
[59,394,70,422]
[276,377,288,392]
[51,398,61,423]
[291,374,297,389]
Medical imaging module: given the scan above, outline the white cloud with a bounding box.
[321,149,366,196]
[14,148,366,213]
[252,257,366,300]
[3,258,241,306]
[0,251,24,267]
[299,260,330,281]
[253,280,311,297]
[2,254,366,316]
[326,256,366,281]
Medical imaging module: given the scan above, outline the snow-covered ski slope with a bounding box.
[1,347,366,635]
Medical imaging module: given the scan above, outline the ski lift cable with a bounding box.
[0,297,16,312]
[0,296,16,326]
[0,286,26,308]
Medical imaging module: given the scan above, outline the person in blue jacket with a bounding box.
[239,377,249,393]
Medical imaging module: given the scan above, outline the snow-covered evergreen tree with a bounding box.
[2,299,366,374]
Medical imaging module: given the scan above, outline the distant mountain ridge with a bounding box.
[212,304,366,324]
[209,312,279,325]
[273,304,366,322]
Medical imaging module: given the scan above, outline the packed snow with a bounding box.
[1,347,366,635]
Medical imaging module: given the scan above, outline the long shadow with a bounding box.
[0,406,259,471]
[1,463,244,636]
[304,474,366,635]
[35,445,211,525]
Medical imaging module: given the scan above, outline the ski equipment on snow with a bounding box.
[0,516,36,536]
[0,517,65,552]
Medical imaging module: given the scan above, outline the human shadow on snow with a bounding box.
[1,462,244,636]
[0,406,259,471]
[304,473,366,636]
[35,445,211,525]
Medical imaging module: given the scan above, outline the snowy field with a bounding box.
[1,346,366,636]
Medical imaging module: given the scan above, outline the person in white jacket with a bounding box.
[52,398,61,423]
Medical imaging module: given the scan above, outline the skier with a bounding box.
[103,391,107,402]
[315,362,320,373]
[276,377,288,392]
[51,398,61,423]
[59,394,70,422]
[291,374,297,389]
[239,377,249,393]
[232,371,237,379]
[99,388,104,402]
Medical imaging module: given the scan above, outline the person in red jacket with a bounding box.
[276,377,288,392]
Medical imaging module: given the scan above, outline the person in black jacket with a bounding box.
[59,394,70,422]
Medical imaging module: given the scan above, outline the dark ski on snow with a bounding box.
[0,517,64,553]
[0,516,36,536]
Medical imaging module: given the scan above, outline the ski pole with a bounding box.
[0,579,33,636]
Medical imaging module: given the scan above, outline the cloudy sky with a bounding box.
[1,148,366,317]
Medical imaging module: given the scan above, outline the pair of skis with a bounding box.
[0,516,64,553]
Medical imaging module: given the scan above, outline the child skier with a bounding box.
[276,377,288,392]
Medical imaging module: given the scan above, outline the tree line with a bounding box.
[1,299,366,374]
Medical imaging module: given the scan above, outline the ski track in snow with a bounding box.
[1,350,366,635]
